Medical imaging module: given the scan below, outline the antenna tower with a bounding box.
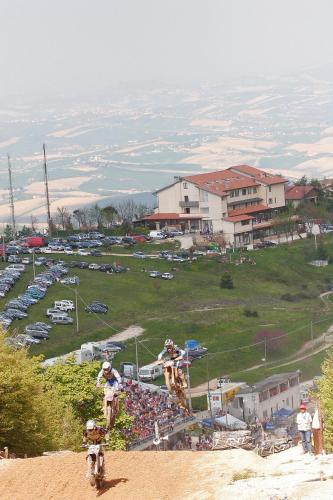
[43,143,52,234]
[7,154,16,237]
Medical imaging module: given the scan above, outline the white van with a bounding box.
[149,231,165,239]
[54,300,75,311]
[139,363,163,381]
[6,264,25,272]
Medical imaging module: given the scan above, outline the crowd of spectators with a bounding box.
[122,380,187,444]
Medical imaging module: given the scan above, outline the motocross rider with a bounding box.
[96,361,122,418]
[158,338,187,389]
[82,419,108,446]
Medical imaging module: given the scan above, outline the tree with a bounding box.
[4,224,13,241]
[101,205,119,228]
[0,334,81,456]
[317,351,333,452]
[30,215,38,233]
[220,272,233,289]
[72,209,86,229]
[54,206,72,231]
[43,358,133,450]
[116,199,137,223]
[295,175,308,186]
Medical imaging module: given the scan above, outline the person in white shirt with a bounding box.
[296,403,312,454]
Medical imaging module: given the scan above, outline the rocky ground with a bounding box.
[0,445,332,499]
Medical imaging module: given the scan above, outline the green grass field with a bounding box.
[3,236,333,388]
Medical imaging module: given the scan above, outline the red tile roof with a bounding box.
[285,185,316,200]
[228,204,270,216]
[224,215,254,223]
[230,165,287,186]
[183,165,286,196]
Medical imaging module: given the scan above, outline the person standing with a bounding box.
[296,403,312,454]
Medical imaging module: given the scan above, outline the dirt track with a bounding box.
[0,451,199,500]
[2,447,333,499]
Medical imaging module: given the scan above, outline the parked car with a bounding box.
[5,308,28,319]
[51,315,74,325]
[161,273,174,280]
[133,251,146,259]
[99,264,113,273]
[33,321,52,330]
[46,307,68,317]
[85,303,108,314]
[25,326,49,339]
[77,249,90,256]
[149,271,161,278]
[88,263,100,270]
[90,250,102,257]
[64,247,74,255]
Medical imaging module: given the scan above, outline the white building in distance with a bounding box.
[143,164,287,246]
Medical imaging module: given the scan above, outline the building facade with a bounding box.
[231,372,301,422]
[143,165,287,246]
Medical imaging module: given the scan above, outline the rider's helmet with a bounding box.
[164,338,174,349]
[299,403,307,411]
[102,361,111,371]
[86,419,96,431]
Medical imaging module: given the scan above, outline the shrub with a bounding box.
[220,272,233,289]
[253,329,287,354]
[244,308,259,317]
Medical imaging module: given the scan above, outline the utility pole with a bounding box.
[74,288,79,333]
[310,320,314,352]
[7,154,16,238]
[43,143,52,235]
[135,335,139,381]
[186,348,192,414]
[2,232,5,262]
[32,250,36,279]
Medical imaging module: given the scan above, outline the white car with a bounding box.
[161,272,174,280]
[77,249,90,256]
[149,271,161,278]
[41,247,52,254]
[64,247,74,255]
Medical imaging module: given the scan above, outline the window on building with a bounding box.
[289,377,298,387]
[248,188,252,194]
[185,208,190,214]
[280,382,288,393]
[253,187,257,193]
[234,189,239,197]
[241,220,250,226]
[200,207,209,214]
[269,186,272,192]
[274,197,277,203]
[230,191,234,198]
[184,195,189,202]
[269,386,279,398]
[183,182,188,189]
[259,390,268,402]
[222,212,226,217]
[268,198,273,204]
[242,188,247,195]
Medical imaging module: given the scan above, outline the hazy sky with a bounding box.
[1,0,333,97]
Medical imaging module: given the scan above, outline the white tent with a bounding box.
[214,414,247,430]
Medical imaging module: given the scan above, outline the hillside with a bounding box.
[4,236,333,387]
[1,447,333,499]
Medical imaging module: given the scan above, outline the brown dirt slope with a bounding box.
[2,447,333,500]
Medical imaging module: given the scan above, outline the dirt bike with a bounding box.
[83,443,106,490]
[156,359,190,414]
[104,386,119,429]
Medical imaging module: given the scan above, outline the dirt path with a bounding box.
[106,325,144,342]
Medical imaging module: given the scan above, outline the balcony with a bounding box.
[179,201,199,208]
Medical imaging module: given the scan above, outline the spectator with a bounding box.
[296,403,312,454]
